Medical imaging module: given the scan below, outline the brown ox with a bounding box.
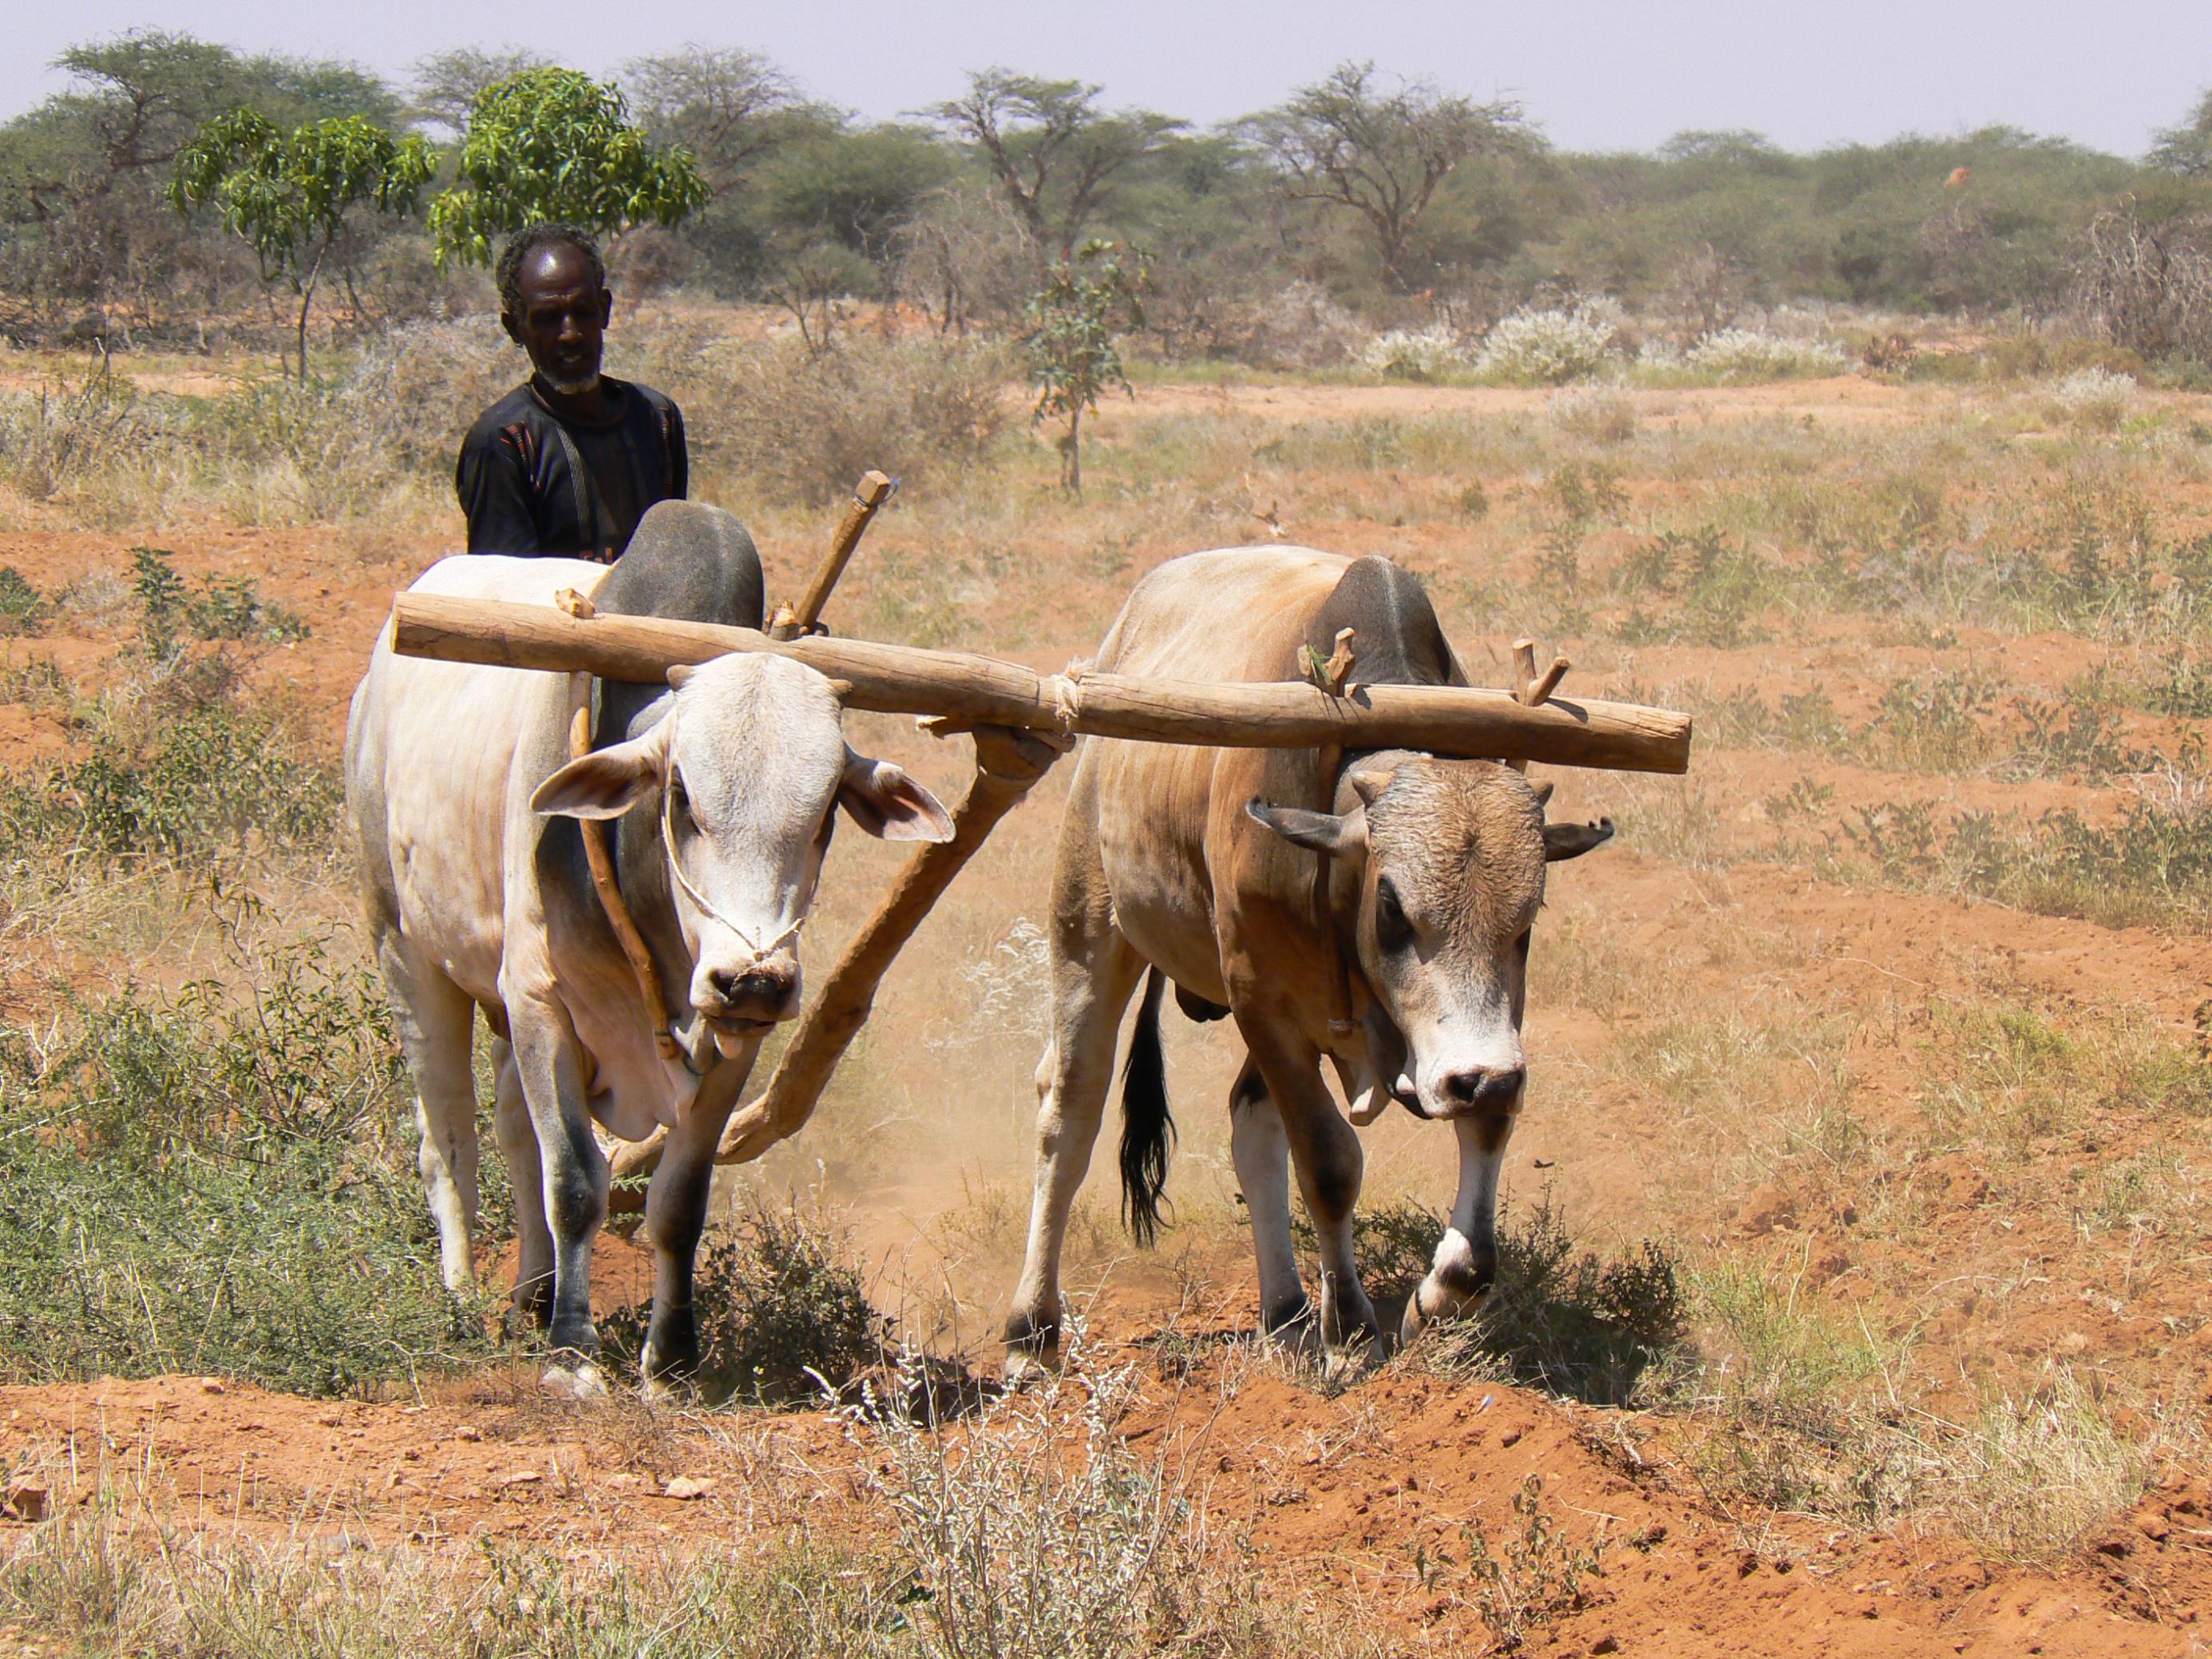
[1003,548,1613,1370]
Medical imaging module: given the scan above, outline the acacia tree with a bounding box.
[1026,239,1146,493]
[407,47,548,136]
[4,32,398,330]
[1250,61,1526,291]
[928,70,1180,259]
[171,109,433,377]
[426,68,708,268]
[2151,90,2212,179]
[623,46,797,199]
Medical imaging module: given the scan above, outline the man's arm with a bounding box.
[456,426,543,553]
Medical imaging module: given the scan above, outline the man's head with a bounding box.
[497,224,611,397]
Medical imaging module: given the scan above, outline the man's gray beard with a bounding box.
[540,369,601,396]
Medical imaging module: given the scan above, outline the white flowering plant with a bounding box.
[1472,303,1621,386]
[1360,324,1470,380]
[1680,328,1850,381]
[2048,366,2139,431]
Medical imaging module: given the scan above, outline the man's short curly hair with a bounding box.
[495,224,606,315]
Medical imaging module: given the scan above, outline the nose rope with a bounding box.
[659,778,805,970]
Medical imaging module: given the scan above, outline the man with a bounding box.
[455,224,688,560]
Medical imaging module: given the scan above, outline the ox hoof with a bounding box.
[543,1361,610,1401]
[1398,1295,1430,1350]
[1320,1291,1383,1356]
[1318,1346,1384,1390]
[1257,1315,1325,1363]
[638,1372,695,1406]
[1003,1346,1060,1390]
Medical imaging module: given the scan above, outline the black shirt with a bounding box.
[454,378,688,561]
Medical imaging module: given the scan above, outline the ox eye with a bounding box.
[668,773,694,826]
[1373,878,1414,953]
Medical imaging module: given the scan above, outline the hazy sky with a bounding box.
[10,1,2212,156]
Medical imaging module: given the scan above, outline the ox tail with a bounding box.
[1119,967,1177,1248]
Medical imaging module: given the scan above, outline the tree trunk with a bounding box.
[1064,403,1082,493]
[295,241,330,383]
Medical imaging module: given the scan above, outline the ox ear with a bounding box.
[1543,815,1615,862]
[530,727,670,820]
[1246,797,1368,859]
[839,753,955,842]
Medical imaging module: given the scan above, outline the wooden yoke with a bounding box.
[606,722,1067,1203]
[392,597,1693,774]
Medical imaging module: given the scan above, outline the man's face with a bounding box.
[503,242,612,395]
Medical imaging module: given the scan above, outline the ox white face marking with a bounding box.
[531,655,954,1052]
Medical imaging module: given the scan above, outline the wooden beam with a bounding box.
[393,593,1693,775]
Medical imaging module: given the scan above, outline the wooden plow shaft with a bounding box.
[393,595,1693,774]
[770,469,893,640]
[607,723,1064,1198]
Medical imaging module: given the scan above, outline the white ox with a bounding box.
[346,507,951,1391]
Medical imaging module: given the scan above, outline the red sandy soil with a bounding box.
[6,1313,2207,1657]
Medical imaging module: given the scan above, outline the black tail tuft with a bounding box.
[1119,968,1177,1248]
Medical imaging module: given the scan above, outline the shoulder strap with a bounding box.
[548,419,618,564]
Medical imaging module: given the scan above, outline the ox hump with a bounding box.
[1302,556,1458,690]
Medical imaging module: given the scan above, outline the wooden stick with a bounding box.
[393,595,1694,775]
[1505,636,1571,774]
[770,470,894,640]
[605,724,1066,1200]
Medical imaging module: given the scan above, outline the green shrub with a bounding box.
[0,694,335,862]
[0,948,490,1396]
[0,568,46,635]
[599,1206,888,1407]
[1304,1194,1685,1405]
[188,574,311,642]
[127,545,310,649]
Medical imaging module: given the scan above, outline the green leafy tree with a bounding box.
[426,68,708,268]
[171,109,433,377]
[1025,239,1146,493]
[1251,61,1528,291]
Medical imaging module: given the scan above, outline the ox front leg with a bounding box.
[1402,1111,1513,1346]
[1244,1027,1382,1354]
[1004,942,1143,1382]
[508,1002,610,1392]
[639,1066,745,1396]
